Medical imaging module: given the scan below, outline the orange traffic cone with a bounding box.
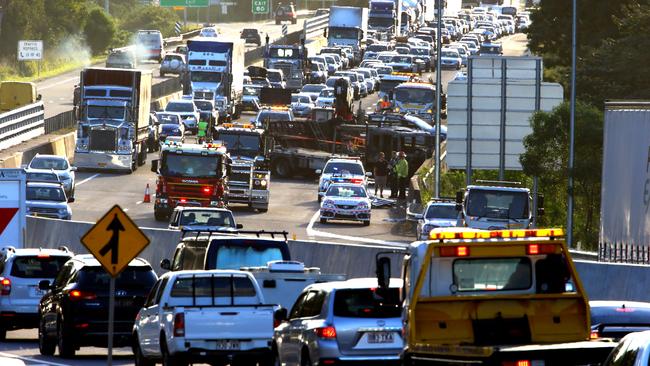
[143,184,151,203]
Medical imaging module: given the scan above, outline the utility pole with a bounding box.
[567,0,577,247]
[104,0,109,14]
[434,0,443,198]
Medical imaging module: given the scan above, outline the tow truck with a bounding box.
[151,141,230,221]
[375,228,617,365]
[213,123,270,212]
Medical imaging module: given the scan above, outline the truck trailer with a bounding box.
[328,6,369,66]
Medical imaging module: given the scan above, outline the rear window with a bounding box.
[170,275,256,297]
[78,266,157,289]
[333,288,401,318]
[10,256,70,278]
[453,258,531,292]
[214,245,284,269]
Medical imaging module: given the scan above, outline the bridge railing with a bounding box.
[0,101,45,151]
[303,13,329,40]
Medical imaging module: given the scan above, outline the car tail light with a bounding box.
[202,186,211,194]
[527,244,556,255]
[315,326,337,339]
[590,330,599,339]
[502,361,531,366]
[0,277,11,295]
[173,313,185,337]
[274,318,281,328]
[68,290,96,301]
[439,246,469,257]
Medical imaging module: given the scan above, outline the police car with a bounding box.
[316,158,371,203]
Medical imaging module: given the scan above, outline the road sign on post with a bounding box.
[81,205,150,366]
[252,0,269,14]
[17,40,42,61]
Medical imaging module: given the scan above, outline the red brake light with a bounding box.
[179,198,187,204]
[527,244,556,255]
[0,277,10,295]
[37,253,50,258]
[68,290,96,301]
[439,246,469,257]
[173,313,185,337]
[502,361,531,366]
[315,326,337,339]
[590,330,599,339]
[203,187,211,194]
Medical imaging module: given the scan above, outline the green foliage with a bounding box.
[120,5,180,38]
[84,9,116,56]
[520,101,603,249]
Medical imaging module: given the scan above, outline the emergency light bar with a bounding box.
[429,228,565,241]
[222,123,255,129]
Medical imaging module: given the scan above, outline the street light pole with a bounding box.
[567,0,577,247]
[434,0,443,198]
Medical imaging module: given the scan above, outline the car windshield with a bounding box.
[27,186,66,202]
[395,88,434,104]
[329,28,359,39]
[217,133,261,152]
[267,72,282,82]
[193,101,213,110]
[425,204,458,219]
[367,44,389,52]
[30,158,68,170]
[292,95,310,103]
[157,114,181,125]
[319,89,334,98]
[391,55,412,63]
[179,210,235,228]
[376,66,393,75]
[326,185,367,198]
[78,267,157,290]
[87,106,125,119]
[442,51,459,58]
[269,47,297,58]
[324,162,364,175]
[380,79,406,93]
[162,153,221,178]
[411,48,429,55]
[164,55,183,62]
[190,71,222,83]
[10,256,70,278]
[242,29,257,36]
[257,111,289,122]
[27,173,59,183]
[466,189,530,219]
[378,54,395,63]
[310,63,323,71]
[338,73,357,82]
[214,246,284,270]
[453,258,532,292]
[166,102,194,112]
[302,85,325,93]
[333,288,401,318]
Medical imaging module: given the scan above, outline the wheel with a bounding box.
[300,348,313,366]
[0,326,6,342]
[161,336,186,366]
[160,72,165,77]
[57,321,76,358]
[363,220,370,226]
[38,319,55,355]
[154,210,167,222]
[318,195,322,203]
[132,145,139,172]
[257,207,268,213]
[273,159,293,178]
[133,335,154,366]
[320,218,327,224]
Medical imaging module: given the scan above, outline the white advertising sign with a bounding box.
[18,40,43,61]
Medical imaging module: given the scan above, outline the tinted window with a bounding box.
[10,256,69,278]
[170,275,256,297]
[180,243,208,270]
[26,186,66,202]
[323,162,364,175]
[143,279,162,307]
[180,210,235,228]
[27,173,59,183]
[214,246,283,270]
[453,258,531,292]
[289,291,309,319]
[78,267,157,289]
[466,190,529,219]
[30,158,68,170]
[333,288,401,318]
[298,291,325,318]
[166,102,194,112]
[425,205,458,219]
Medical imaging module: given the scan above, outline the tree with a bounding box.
[120,5,180,38]
[84,9,116,55]
[0,0,46,57]
[519,101,603,249]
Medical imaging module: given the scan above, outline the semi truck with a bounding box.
[151,142,230,221]
[186,38,245,122]
[74,68,152,173]
[264,44,308,91]
[213,123,271,212]
[376,228,617,365]
[327,6,369,66]
[368,0,402,39]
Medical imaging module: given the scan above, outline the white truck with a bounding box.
[328,6,369,66]
[132,270,277,366]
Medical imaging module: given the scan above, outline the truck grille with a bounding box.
[30,207,59,214]
[275,64,293,79]
[89,129,117,152]
[230,170,251,184]
[168,183,210,200]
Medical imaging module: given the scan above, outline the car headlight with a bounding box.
[394,107,400,112]
[117,144,131,152]
[427,109,433,114]
[322,200,335,208]
[58,208,68,214]
[358,201,369,209]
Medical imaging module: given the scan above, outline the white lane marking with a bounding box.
[136,200,143,205]
[306,210,406,247]
[75,173,100,186]
[0,351,71,366]
[38,76,78,91]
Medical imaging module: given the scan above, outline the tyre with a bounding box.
[38,319,55,355]
[57,321,76,358]
[273,159,293,178]
[160,72,165,77]
[257,207,269,213]
[363,220,370,226]
[161,336,186,366]
[133,336,154,366]
[0,326,6,342]
[320,218,327,224]
[154,210,167,222]
[300,348,313,366]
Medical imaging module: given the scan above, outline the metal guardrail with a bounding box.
[0,102,45,151]
[44,110,76,134]
[303,14,329,40]
[599,242,650,264]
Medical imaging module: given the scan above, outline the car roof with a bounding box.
[1,246,73,258]
[327,158,363,164]
[168,99,194,104]
[173,207,233,213]
[306,277,403,292]
[26,182,63,188]
[160,269,256,280]
[71,254,151,268]
[32,154,66,160]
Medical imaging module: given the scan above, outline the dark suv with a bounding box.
[241,28,262,46]
[37,255,157,358]
[275,3,297,24]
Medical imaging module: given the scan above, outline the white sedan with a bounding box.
[319,183,371,226]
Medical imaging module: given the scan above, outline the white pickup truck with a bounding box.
[132,270,277,366]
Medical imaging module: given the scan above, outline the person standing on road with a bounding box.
[388,151,399,198]
[374,152,389,198]
[394,151,409,200]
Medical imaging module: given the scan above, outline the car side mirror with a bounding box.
[68,197,75,203]
[151,159,159,173]
[37,94,42,101]
[315,169,322,175]
[455,190,463,207]
[274,308,288,323]
[376,256,391,289]
[160,258,171,271]
[365,172,373,177]
[38,280,51,291]
[71,166,78,172]
[236,223,244,229]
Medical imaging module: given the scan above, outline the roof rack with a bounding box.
[181,228,289,241]
[475,180,522,187]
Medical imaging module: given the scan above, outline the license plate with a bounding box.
[98,162,107,167]
[214,340,240,350]
[115,299,133,307]
[368,332,394,344]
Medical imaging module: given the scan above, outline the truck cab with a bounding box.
[264,45,307,91]
[456,182,544,230]
[377,228,615,365]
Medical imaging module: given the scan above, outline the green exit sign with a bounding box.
[252,0,269,14]
[160,0,209,7]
